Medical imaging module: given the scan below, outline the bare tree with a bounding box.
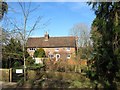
[2,2,49,81]
[70,23,92,60]
[70,23,90,48]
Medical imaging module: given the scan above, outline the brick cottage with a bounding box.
[27,32,77,62]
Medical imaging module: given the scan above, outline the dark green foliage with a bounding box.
[34,48,46,58]
[88,2,120,89]
[2,38,30,68]
[0,1,8,20]
[77,46,93,59]
[13,61,21,67]
[2,38,22,68]
[26,56,35,66]
[27,64,44,70]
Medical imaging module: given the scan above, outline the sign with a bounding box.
[16,69,23,74]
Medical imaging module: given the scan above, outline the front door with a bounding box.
[56,54,60,61]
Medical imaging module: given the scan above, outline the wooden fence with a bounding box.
[0,68,9,82]
[0,68,12,82]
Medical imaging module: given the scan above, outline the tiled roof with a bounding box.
[27,36,76,48]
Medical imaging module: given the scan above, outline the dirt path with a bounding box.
[0,81,17,88]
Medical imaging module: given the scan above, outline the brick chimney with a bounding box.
[44,32,49,41]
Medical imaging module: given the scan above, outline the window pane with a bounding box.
[66,48,70,51]
[55,48,59,51]
[67,54,71,59]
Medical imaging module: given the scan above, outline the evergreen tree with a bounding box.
[34,48,46,58]
[2,38,29,68]
[88,2,120,89]
[0,1,8,20]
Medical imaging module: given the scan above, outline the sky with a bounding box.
[4,2,95,37]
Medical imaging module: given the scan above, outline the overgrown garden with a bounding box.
[1,1,120,89]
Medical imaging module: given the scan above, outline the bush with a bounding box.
[26,56,35,66]
[13,61,21,67]
[27,64,44,70]
[34,48,46,58]
[69,79,95,88]
[44,58,84,72]
[69,80,82,88]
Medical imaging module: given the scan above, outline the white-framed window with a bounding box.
[66,47,70,51]
[67,54,71,59]
[30,48,36,51]
[55,48,59,52]
[49,54,54,58]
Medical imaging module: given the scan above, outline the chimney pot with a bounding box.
[44,32,49,41]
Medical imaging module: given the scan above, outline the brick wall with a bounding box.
[27,47,76,60]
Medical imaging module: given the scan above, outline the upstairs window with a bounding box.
[55,48,59,52]
[66,47,70,51]
[30,48,36,51]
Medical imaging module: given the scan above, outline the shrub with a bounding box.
[13,61,21,67]
[27,64,44,70]
[26,56,35,66]
[69,80,82,88]
[34,48,46,58]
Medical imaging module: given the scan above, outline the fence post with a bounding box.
[10,68,12,82]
